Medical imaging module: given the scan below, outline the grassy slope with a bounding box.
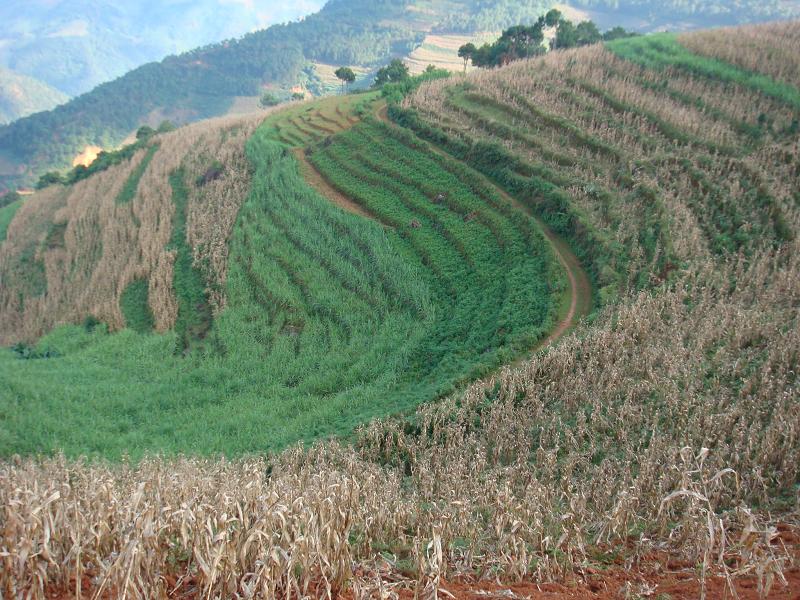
[0,95,561,458]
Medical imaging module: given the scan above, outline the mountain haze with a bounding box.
[0,0,325,98]
[0,67,69,125]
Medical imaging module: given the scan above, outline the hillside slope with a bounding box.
[0,91,570,457]
[0,21,799,598]
[0,0,555,191]
[4,0,800,192]
[0,67,68,125]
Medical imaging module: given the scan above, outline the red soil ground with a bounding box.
[388,564,800,600]
[45,555,800,600]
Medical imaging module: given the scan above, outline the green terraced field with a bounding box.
[607,34,800,111]
[265,93,375,147]
[0,96,563,459]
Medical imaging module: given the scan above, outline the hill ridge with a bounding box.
[3,1,800,192]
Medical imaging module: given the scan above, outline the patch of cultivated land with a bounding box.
[311,62,372,93]
[405,32,497,74]
[1,21,799,600]
[0,90,566,458]
[224,95,263,116]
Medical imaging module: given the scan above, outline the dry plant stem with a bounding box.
[1,242,798,598]
[0,113,264,343]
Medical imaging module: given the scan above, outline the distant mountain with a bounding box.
[568,0,800,28]
[1,0,798,191]
[0,0,326,98]
[0,67,68,124]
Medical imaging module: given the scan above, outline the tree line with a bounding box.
[458,9,636,69]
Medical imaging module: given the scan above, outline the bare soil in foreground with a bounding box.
[44,561,800,599]
[385,568,800,600]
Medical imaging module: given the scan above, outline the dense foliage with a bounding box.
[373,59,412,86]
[464,11,637,68]
[334,66,357,92]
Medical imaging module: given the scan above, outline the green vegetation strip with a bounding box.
[115,144,159,204]
[168,169,213,352]
[388,102,622,302]
[607,34,800,111]
[0,197,22,242]
[120,279,155,333]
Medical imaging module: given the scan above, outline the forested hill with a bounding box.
[0,0,420,190]
[1,0,798,191]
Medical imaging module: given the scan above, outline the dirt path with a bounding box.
[373,102,592,345]
[382,563,800,600]
[297,99,592,353]
[52,559,800,600]
[292,148,375,220]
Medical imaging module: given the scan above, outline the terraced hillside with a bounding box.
[0,91,570,457]
[0,0,563,192]
[396,30,799,304]
[263,94,369,147]
[1,22,799,600]
[404,33,498,74]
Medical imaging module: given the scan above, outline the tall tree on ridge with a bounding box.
[334,66,356,93]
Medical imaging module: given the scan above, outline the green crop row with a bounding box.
[0,197,23,242]
[115,144,159,205]
[607,34,800,112]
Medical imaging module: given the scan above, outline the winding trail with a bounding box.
[291,148,375,220]
[294,99,592,352]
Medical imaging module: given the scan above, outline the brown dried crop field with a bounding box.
[0,112,264,343]
[2,21,800,600]
[312,63,372,91]
[680,21,800,89]
[402,42,799,296]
